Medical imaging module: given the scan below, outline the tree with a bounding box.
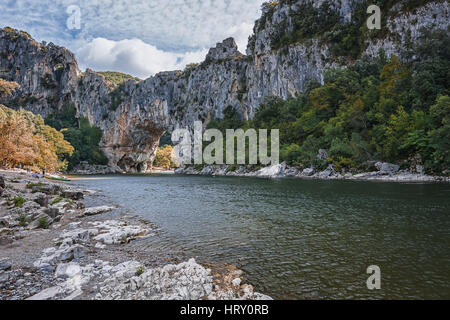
[0,105,74,171]
[154,146,177,169]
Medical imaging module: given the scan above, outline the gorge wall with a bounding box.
[0,0,448,172]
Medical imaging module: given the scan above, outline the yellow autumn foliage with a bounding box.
[0,105,74,172]
[154,145,177,169]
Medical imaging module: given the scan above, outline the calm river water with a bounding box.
[74,175,450,299]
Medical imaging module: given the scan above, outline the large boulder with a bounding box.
[375,162,400,175]
[319,165,336,178]
[284,166,300,177]
[44,208,61,219]
[256,162,287,178]
[29,213,53,230]
[31,184,61,195]
[62,191,84,201]
[33,193,49,207]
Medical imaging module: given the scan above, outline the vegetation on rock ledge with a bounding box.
[45,104,108,170]
[211,29,450,175]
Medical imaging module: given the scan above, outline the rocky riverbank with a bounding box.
[0,170,271,300]
[68,162,125,175]
[175,162,449,183]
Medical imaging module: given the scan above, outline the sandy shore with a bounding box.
[0,169,271,300]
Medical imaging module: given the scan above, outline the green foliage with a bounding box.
[99,71,141,86]
[50,197,63,205]
[208,30,449,174]
[110,85,126,111]
[19,214,29,227]
[45,103,78,130]
[266,0,440,59]
[45,104,108,170]
[37,216,49,229]
[13,195,26,208]
[136,266,145,277]
[26,182,44,189]
[207,105,245,132]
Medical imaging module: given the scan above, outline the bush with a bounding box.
[45,105,108,170]
[37,216,49,229]
[135,266,145,276]
[154,146,177,169]
[50,197,63,205]
[0,105,73,171]
[13,195,26,208]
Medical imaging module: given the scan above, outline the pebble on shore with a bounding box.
[0,170,271,301]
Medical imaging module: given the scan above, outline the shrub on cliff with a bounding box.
[98,71,140,87]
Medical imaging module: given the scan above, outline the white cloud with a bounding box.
[77,38,208,79]
[1,0,265,77]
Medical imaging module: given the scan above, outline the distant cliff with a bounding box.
[0,0,448,172]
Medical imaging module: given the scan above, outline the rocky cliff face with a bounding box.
[0,1,448,172]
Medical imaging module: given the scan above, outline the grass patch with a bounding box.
[18,214,31,227]
[26,182,44,189]
[13,195,27,208]
[135,266,145,277]
[120,236,128,244]
[37,216,49,229]
[50,197,63,205]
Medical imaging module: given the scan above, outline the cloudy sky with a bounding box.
[0,0,264,79]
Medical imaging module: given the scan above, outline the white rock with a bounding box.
[232,278,241,287]
[256,162,286,178]
[83,206,115,216]
[55,262,82,278]
[26,286,61,300]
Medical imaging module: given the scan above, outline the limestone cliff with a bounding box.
[0,1,448,172]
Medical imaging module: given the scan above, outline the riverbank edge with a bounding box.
[0,169,272,300]
[174,162,450,183]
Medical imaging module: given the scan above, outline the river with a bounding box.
[73,174,450,300]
